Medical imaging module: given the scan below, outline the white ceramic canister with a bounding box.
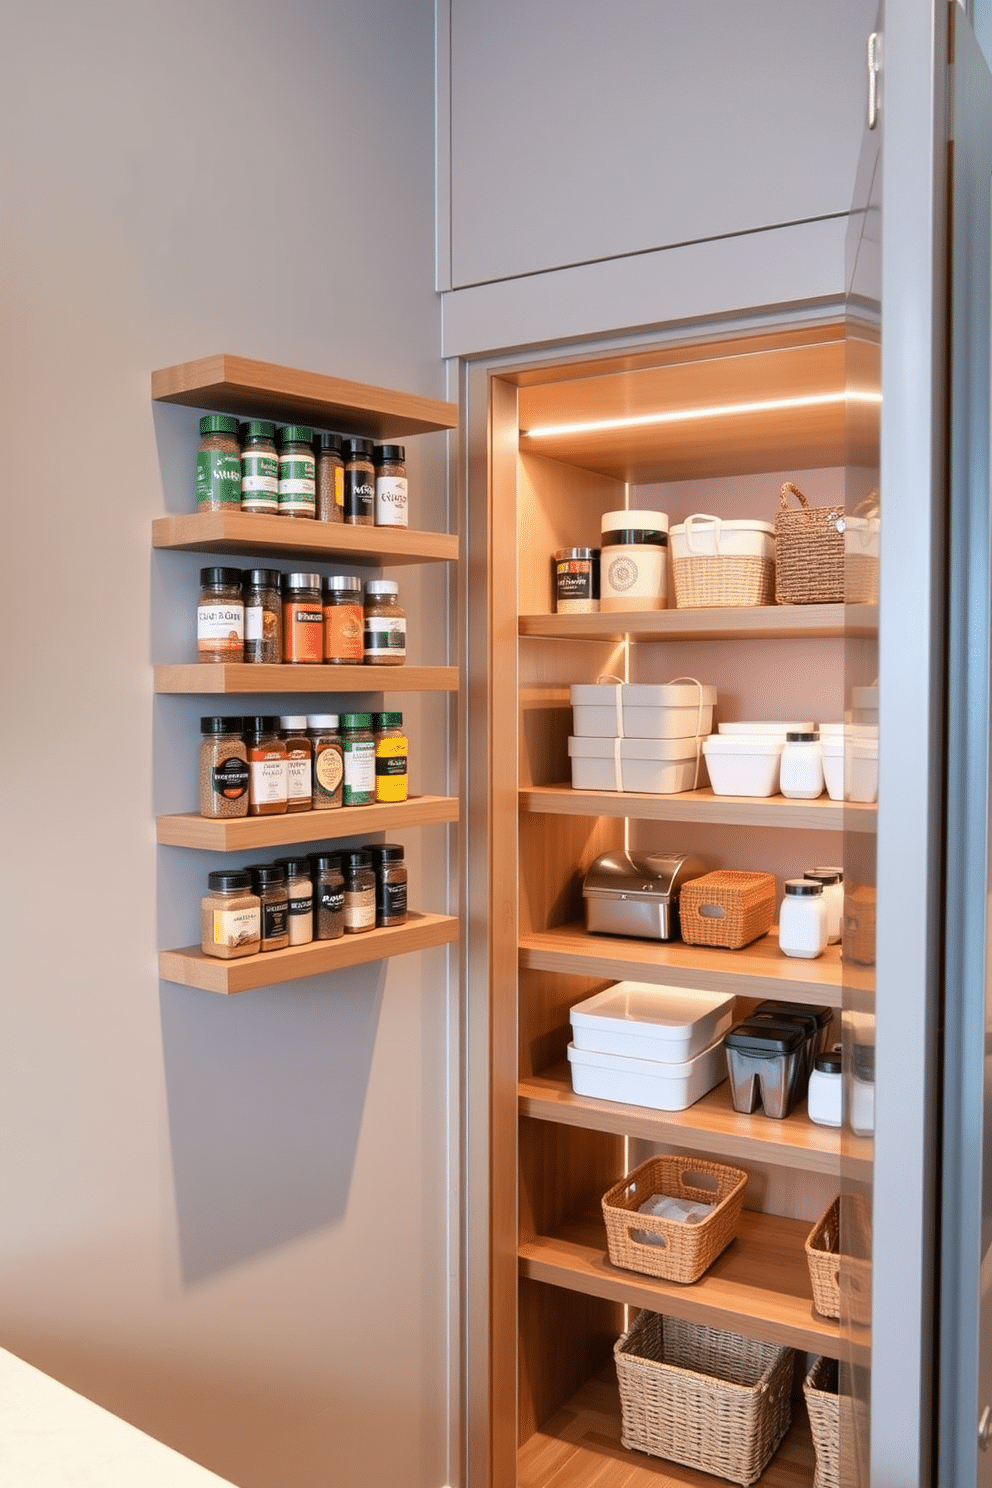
[599,509,669,611]
[779,730,824,799]
[808,1050,843,1126]
[803,867,843,944]
[778,879,828,959]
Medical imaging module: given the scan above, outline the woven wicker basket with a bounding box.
[774,483,845,604]
[843,884,876,966]
[679,870,776,950]
[806,1196,842,1318]
[672,554,774,609]
[804,1356,840,1488]
[806,1195,874,1326]
[615,1311,794,1486]
[602,1154,748,1283]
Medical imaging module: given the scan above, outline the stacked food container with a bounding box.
[568,679,717,794]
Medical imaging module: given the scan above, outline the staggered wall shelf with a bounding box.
[521,783,874,832]
[152,511,458,564]
[157,795,460,851]
[519,603,878,642]
[155,664,458,695]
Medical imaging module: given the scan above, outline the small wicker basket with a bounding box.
[672,554,774,609]
[679,870,776,950]
[806,1196,842,1318]
[602,1154,748,1283]
[615,1311,794,1486]
[774,483,845,605]
[803,1355,840,1488]
[806,1195,874,1326]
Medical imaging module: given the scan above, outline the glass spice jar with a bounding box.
[201,870,260,959]
[277,424,316,518]
[340,713,376,806]
[372,444,408,527]
[242,568,283,664]
[248,863,290,951]
[279,715,313,812]
[373,711,408,802]
[282,572,324,663]
[363,580,406,665]
[312,852,345,940]
[197,567,244,663]
[274,856,314,946]
[366,843,408,927]
[243,715,288,816]
[199,716,249,819]
[196,415,242,510]
[323,575,364,664]
[343,437,375,525]
[340,849,376,933]
[307,714,344,810]
[316,431,345,523]
[240,420,279,514]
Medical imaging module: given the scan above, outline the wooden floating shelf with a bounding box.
[519,924,843,1006]
[157,794,460,850]
[519,1210,839,1355]
[152,511,458,565]
[159,910,458,993]
[151,354,458,440]
[519,603,877,642]
[519,1065,840,1176]
[154,663,458,695]
[521,783,875,833]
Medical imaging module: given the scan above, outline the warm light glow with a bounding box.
[521,389,883,440]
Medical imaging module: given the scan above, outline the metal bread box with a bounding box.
[582,850,705,941]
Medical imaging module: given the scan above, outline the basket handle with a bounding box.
[779,481,811,514]
[683,512,722,555]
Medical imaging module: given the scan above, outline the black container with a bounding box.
[723,1018,808,1119]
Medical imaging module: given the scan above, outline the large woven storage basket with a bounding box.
[602,1154,748,1283]
[679,870,776,950]
[672,555,774,609]
[774,483,845,604]
[615,1311,794,1485]
[803,1356,840,1488]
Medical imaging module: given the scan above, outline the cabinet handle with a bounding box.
[867,32,881,130]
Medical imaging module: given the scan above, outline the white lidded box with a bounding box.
[567,1037,726,1111]
[570,681,716,740]
[701,733,784,797]
[570,982,736,1062]
[847,734,879,803]
[669,514,775,561]
[569,735,701,794]
[822,736,844,801]
[717,720,815,738]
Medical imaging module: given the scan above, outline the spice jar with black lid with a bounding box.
[240,420,279,515]
[363,580,406,665]
[278,716,313,812]
[277,425,316,518]
[323,575,364,664]
[197,415,241,510]
[243,716,288,816]
[343,437,375,525]
[366,843,408,927]
[242,569,283,664]
[199,716,249,819]
[281,573,324,664]
[247,863,290,951]
[312,852,345,940]
[197,567,244,663]
[273,856,314,945]
[373,444,408,527]
[201,870,260,959]
[316,432,345,523]
[307,714,343,810]
[340,849,376,933]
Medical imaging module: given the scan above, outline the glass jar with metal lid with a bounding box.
[312,851,345,940]
[343,437,375,525]
[366,843,408,927]
[247,863,290,951]
[323,575,364,664]
[201,870,260,959]
[282,573,323,663]
[277,425,316,518]
[363,580,406,665]
[240,420,279,514]
[340,714,375,806]
[316,432,345,522]
[242,569,282,664]
[243,716,288,816]
[307,714,343,810]
[372,444,408,527]
[340,849,376,933]
[197,415,241,510]
[197,567,244,663]
[554,547,599,614]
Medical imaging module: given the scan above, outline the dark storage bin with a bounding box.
[724,1019,808,1118]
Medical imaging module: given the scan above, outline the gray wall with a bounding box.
[0,4,453,1487]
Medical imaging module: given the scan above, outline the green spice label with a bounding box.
[241,453,278,495]
[342,738,375,804]
[197,450,242,507]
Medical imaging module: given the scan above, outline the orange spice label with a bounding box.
[324,602,364,661]
[282,602,323,662]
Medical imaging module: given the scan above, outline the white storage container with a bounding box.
[847,735,879,803]
[570,983,736,1062]
[568,735,701,794]
[566,1037,727,1111]
[717,720,815,738]
[670,514,775,560]
[821,736,845,801]
[701,734,783,797]
[570,681,716,739]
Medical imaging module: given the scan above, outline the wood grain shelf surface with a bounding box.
[519,603,877,642]
[519,1210,839,1355]
[156,794,460,850]
[521,784,875,833]
[518,1364,816,1488]
[152,511,458,565]
[519,924,842,1006]
[154,663,458,695]
[151,354,458,439]
[519,1065,840,1176]
[159,911,458,993]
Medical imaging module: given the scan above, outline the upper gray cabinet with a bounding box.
[445,0,878,289]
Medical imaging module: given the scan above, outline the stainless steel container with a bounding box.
[723,1018,809,1119]
[582,850,705,940]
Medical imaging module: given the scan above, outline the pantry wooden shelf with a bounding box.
[152,511,458,565]
[520,783,875,832]
[154,663,458,694]
[519,1210,839,1355]
[156,794,460,850]
[159,910,458,993]
[151,354,458,440]
[519,603,877,642]
[519,924,842,1006]
[520,1065,841,1176]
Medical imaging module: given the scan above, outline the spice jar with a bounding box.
[341,714,376,806]
[201,870,260,959]
[282,572,324,663]
[199,716,249,819]
[197,567,244,663]
[808,1050,843,1127]
[242,568,283,664]
[323,575,364,664]
[343,437,375,525]
[277,425,316,518]
[307,714,343,810]
[373,712,409,802]
[316,432,345,523]
[312,851,345,940]
[279,715,313,812]
[340,849,376,933]
[240,420,279,514]
[197,415,241,510]
[803,866,844,944]
[248,863,290,951]
[780,732,824,799]
[554,547,599,614]
[366,843,408,927]
[274,857,314,946]
[363,580,406,665]
[600,509,670,611]
[373,444,408,527]
[243,716,288,816]
[779,879,828,959]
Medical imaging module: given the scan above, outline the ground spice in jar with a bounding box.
[199,716,249,818]
[274,857,314,945]
[278,425,316,518]
[340,849,376,933]
[197,416,242,510]
[316,432,345,522]
[312,852,345,939]
[307,715,343,810]
[279,715,313,811]
[248,864,290,951]
[363,580,406,665]
[323,575,364,663]
[197,567,244,663]
[373,712,408,802]
[366,843,408,927]
[282,573,324,663]
[373,444,408,527]
[343,438,375,525]
[240,421,279,514]
[340,714,376,805]
[243,716,288,816]
[201,870,260,959]
[243,569,283,664]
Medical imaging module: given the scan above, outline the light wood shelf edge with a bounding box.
[152,511,458,564]
[157,795,460,850]
[520,783,874,832]
[154,663,459,695]
[519,603,878,642]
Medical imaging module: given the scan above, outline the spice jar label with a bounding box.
[249,754,289,804]
[286,756,312,801]
[375,476,408,526]
[262,901,289,941]
[212,758,249,800]
[342,740,376,804]
[364,617,407,657]
[283,605,323,662]
[213,906,261,948]
[375,737,408,802]
[197,604,245,642]
[320,885,345,914]
[197,451,242,507]
[325,605,364,661]
[315,748,344,797]
[241,454,278,496]
[344,888,375,931]
[383,881,408,919]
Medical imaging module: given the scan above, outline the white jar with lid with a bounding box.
[803,866,843,944]
[779,730,824,799]
[808,1050,843,1126]
[779,879,828,959]
[599,509,669,611]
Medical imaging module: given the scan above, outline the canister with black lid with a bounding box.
[247,863,290,951]
[343,437,376,525]
[750,1000,832,1084]
[366,843,408,926]
[316,431,345,522]
[242,569,282,664]
[803,867,843,944]
[724,1018,808,1118]
[197,567,244,663]
[554,548,599,613]
[312,851,345,940]
[599,510,669,611]
[779,878,828,958]
[199,716,249,818]
[808,1049,843,1127]
[373,444,408,527]
[340,848,376,933]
